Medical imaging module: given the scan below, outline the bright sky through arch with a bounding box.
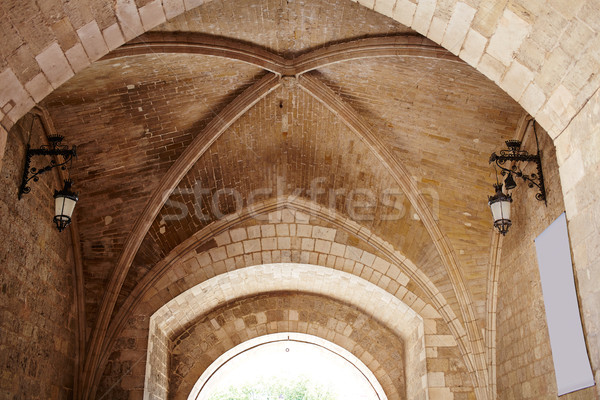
[194,337,383,400]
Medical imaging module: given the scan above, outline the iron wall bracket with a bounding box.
[489,121,547,204]
[18,136,77,199]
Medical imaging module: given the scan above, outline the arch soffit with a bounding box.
[101,31,462,75]
[166,299,409,400]
[145,264,428,400]
[0,0,585,138]
[153,263,424,343]
[112,198,451,345]
[97,199,471,399]
[85,37,490,395]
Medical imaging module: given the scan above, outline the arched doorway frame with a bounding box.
[186,332,389,400]
[144,263,430,399]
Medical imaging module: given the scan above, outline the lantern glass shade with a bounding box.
[53,180,78,232]
[489,184,512,235]
[490,198,511,222]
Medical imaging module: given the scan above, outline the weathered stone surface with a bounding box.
[0,117,76,399]
[169,293,407,399]
[0,0,599,399]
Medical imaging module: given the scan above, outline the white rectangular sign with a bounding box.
[534,213,595,395]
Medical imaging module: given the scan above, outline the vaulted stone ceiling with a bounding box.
[124,83,442,316]
[42,54,267,330]
[153,0,413,55]
[40,0,523,371]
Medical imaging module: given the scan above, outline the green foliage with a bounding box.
[207,375,338,400]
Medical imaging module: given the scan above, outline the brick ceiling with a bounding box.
[43,54,266,328]
[317,57,523,315]
[153,0,413,56]
[40,0,524,338]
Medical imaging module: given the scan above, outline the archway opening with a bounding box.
[144,263,427,400]
[188,333,387,400]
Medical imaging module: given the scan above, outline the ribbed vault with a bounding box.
[42,54,267,328]
[315,56,523,318]
[32,1,533,398]
[2,0,600,400]
[95,200,473,400]
[127,82,443,309]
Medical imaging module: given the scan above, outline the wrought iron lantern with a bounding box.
[18,114,78,232]
[488,119,546,235]
[488,183,512,235]
[53,179,79,232]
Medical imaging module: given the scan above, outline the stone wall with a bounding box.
[496,124,596,399]
[0,116,76,398]
[555,84,600,398]
[0,2,599,399]
[140,261,430,400]
[169,292,407,400]
[1,0,599,138]
[98,212,476,400]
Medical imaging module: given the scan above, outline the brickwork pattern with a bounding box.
[98,207,474,400]
[41,55,265,330]
[0,118,77,399]
[496,126,596,399]
[154,0,413,57]
[0,0,599,399]
[169,292,408,400]
[317,56,523,323]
